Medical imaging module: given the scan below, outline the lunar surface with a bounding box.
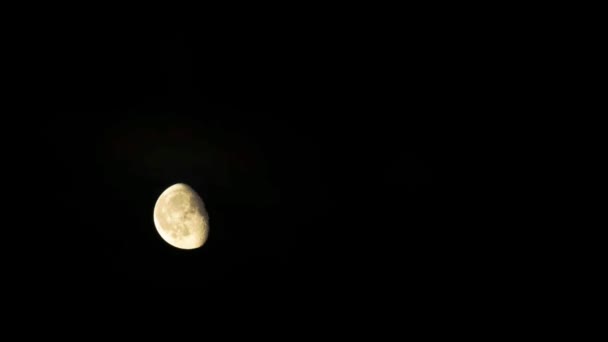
[153,183,209,249]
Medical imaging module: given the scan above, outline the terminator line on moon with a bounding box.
[153,183,209,249]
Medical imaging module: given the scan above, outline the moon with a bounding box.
[153,183,209,249]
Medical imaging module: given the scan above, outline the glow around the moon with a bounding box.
[153,183,209,250]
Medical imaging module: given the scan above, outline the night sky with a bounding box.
[3,18,461,297]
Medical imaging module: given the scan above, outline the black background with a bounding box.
[1,13,470,298]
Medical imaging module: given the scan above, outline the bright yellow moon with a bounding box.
[153,183,209,249]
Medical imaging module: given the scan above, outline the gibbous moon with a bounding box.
[153,183,209,250]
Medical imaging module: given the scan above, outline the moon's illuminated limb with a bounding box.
[153,183,209,249]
